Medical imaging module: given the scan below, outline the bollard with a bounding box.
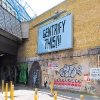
[10,81,12,98]
[5,83,8,100]
[12,85,14,100]
[10,84,13,100]
[2,80,4,93]
[34,88,38,100]
[54,91,57,100]
[80,95,85,100]
[50,81,54,95]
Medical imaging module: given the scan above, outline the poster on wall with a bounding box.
[19,64,28,84]
[48,69,51,74]
[90,68,100,79]
[54,80,82,91]
[38,13,73,54]
[48,61,58,70]
[84,74,88,80]
[87,78,90,82]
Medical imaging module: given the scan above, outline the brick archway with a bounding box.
[28,61,42,88]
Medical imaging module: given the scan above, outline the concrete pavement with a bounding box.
[0,84,100,100]
[0,90,68,100]
[0,84,69,100]
[0,88,70,100]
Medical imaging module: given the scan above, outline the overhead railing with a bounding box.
[0,0,36,22]
[0,6,22,39]
[0,0,17,18]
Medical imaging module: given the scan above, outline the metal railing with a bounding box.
[0,6,22,39]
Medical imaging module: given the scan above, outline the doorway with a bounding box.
[28,61,41,88]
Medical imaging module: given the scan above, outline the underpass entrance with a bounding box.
[28,61,41,88]
[0,54,16,83]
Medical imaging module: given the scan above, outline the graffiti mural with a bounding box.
[97,79,100,85]
[59,64,82,78]
[85,83,97,93]
[54,78,82,91]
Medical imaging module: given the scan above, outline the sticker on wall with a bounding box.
[43,62,48,67]
[48,61,58,70]
[48,69,51,74]
[87,78,90,82]
[84,74,88,80]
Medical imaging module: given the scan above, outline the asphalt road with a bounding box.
[39,89,100,100]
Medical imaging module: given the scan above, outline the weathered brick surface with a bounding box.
[17,0,100,95]
[18,0,100,60]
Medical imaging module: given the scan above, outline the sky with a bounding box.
[25,0,65,16]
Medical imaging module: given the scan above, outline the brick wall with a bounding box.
[17,0,100,94]
[18,0,100,60]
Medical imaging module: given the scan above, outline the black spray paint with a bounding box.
[59,64,82,78]
[43,20,66,49]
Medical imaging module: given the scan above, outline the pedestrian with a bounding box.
[44,80,47,88]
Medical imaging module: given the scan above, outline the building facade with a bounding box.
[0,0,33,83]
[17,0,100,95]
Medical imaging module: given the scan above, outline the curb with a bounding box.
[58,95,80,100]
[38,91,80,100]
